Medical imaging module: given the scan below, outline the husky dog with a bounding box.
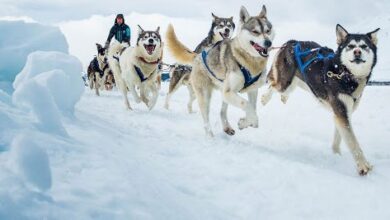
[87,43,113,96]
[164,64,194,112]
[166,5,274,136]
[108,25,163,110]
[194,13,235,53]
[261,25,379,175]
[165,14,235,113]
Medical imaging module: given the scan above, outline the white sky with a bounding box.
[1,0,389,25]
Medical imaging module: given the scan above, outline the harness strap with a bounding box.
[134,65,156,82]
[138,57,161,65]
[294,43,335,82]
[201,50,262,89]
[201,50,223,82]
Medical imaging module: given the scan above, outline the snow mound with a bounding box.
[13,51,84,115]
[0,20,68,93]
[11,134,52,192]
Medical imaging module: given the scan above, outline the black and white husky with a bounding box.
[262,24,380,175]
[164,13,235,113]
[87,43,114,96]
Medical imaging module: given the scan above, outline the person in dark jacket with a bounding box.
[105,14,131,49]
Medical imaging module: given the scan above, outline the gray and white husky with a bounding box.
[166,5,274,137]
[108,26,163,110]
[261,24,380,175]
[164,13,235,113]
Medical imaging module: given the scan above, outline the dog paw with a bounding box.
[281,95,288,104]
[261,95,271,106]
[238,117,258,130]
[357,161,373,176]
[332,146,341,155]
[223,127,235,136]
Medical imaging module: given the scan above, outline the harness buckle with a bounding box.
[327,71,342,80]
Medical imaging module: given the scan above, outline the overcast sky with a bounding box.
[1,0,389,25]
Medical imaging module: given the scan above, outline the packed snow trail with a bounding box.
[46,84,390,219]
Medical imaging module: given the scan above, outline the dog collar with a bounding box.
[138,57,160,65]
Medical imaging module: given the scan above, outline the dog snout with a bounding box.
[225,28,230,33]
[264,39,272,48]
[148,39,154,44]
[354,49,362,57]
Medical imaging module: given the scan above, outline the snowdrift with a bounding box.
[0,20,68,93]
[0,51,84,219]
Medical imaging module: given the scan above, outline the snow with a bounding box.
[0,6,389,220]
[11,134,52,192]
[0,20,68,93]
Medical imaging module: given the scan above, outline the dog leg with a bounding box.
[220,102,235,135]
[164,93,171,110]
[194,85,213,137]
[187,85,196,114]
[332,128,342,155]
[146,84,158,110]
[247,89,258,110]
[119,80,131,110]
[261,85,275,106]
[94,73,100,96]
[333,95,372,175]
[223,76,257,130]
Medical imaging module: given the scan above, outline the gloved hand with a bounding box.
[104,41,110,50]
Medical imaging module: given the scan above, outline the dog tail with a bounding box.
[166,24,196,64]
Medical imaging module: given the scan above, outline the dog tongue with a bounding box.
[253,43,263,52]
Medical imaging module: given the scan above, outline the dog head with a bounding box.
[96,43,107,63]
[210,13,235,42]
[136,25,163,57]
[336,24,379,78]
[237,5,274,58]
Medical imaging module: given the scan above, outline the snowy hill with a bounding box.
[0,20,68,93]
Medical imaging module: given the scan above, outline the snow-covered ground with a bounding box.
[2,81,390,219]
[1,3,390,219]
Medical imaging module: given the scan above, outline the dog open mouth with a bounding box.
[250,41,268,57]
[350,58,366,64]
[220,32,230,39]
[144,44,156,55]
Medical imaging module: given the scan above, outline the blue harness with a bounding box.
[201,49,262,90]
[134,65,150,82]
[293,43,335,82]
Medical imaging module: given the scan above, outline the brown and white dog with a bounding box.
[261,24,380,175]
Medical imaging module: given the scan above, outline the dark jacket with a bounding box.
[106,15,131,44]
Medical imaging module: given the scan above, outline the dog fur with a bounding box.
[166,5,274,137]
[261,24,380,175]
[108,26,163,110]
[164,14,235,113]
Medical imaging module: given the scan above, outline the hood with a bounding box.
[114,14,125,24]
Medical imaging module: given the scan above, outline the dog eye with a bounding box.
[266,29,271,34]
[347,44,355,49]
[252,30,260,35]
[360,45,368,49]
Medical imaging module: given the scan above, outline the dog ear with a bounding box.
[367,28,380,45]
[137,25,144,35]
[259,5,267,18]
[211,13,218,21]
[156,26,160,33]
[229,16,233,21]
[240,6,250,23]
[96,43,102,49]
[336,24,348,45]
